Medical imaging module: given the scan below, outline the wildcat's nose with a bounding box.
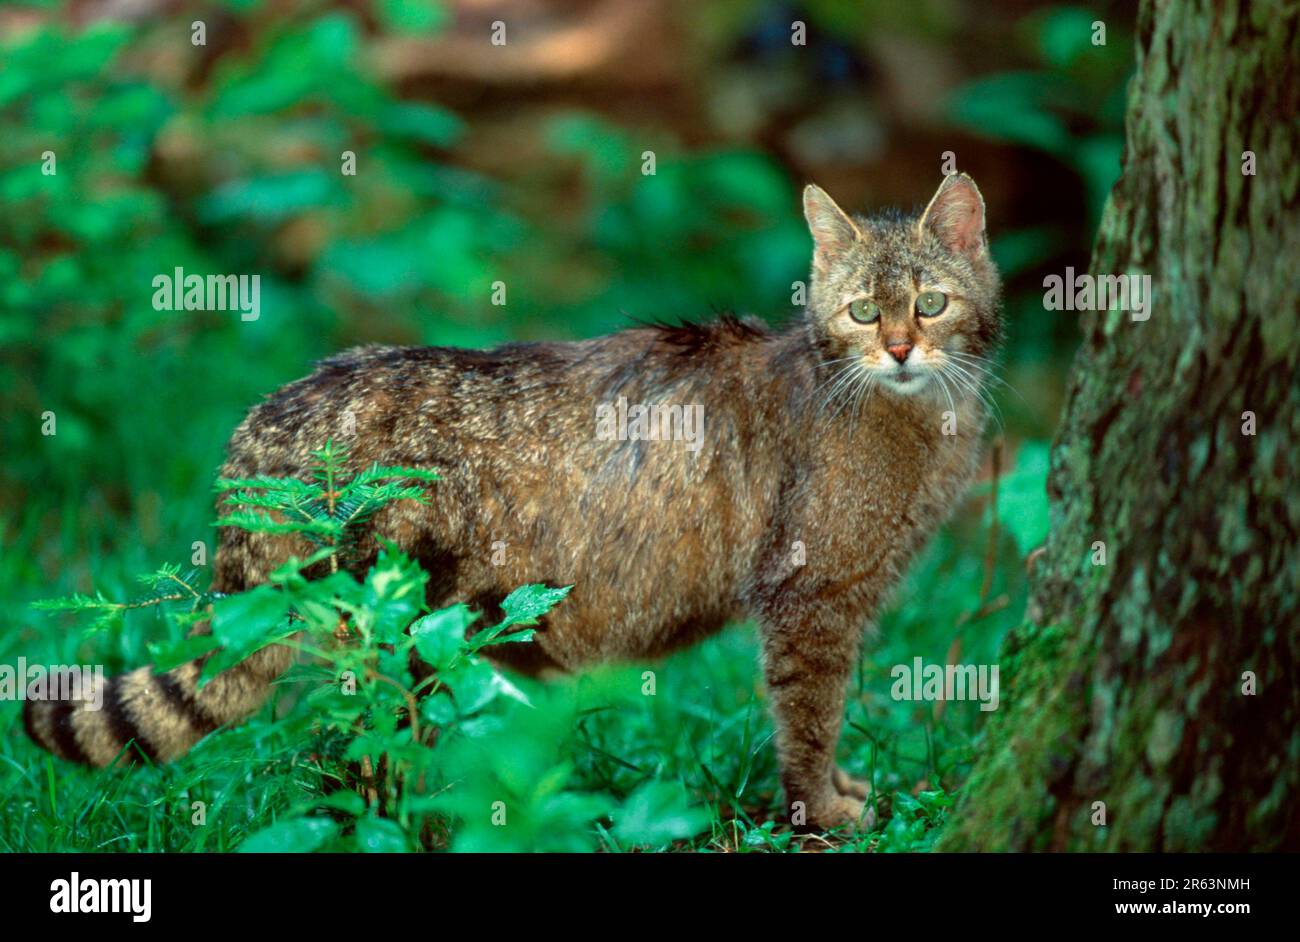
[886,340,913,364]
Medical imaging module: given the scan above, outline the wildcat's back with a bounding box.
[215,321,795,666]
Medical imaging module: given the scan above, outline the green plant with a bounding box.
[29,441,711,851]
[874,788,954,852]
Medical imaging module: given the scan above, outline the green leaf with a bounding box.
[355,815,409,853]
[447,659,498,714]
[498,583,571,628]
[360,546,427,643]
[211,584,291,654]
[198,170,336,224]
[945,73,1074,155]
[215,510,338,538]
[376,0,448,35]
[421,693,458,726]
[466,584,569,650]
[203,585,293,686]
[314,791,366,816]
[353,463,441,485]
[30,592,117,613]
[238,817,337,853]
[284,569,361,631]
[1037,6,1099,70]
[443,659,531,714]
[995,440,1051,556]
[410,604,477,669]
[612,780,709,847]
[146,634,221,673]
[379,103,463,147]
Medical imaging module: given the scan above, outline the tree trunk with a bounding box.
[938,0,1299,851]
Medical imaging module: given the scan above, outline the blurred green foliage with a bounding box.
[0,7,812,518]
[950,4,1133,390]
[949,4,1130,228]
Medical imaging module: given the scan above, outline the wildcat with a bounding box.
[25,173,1001,832]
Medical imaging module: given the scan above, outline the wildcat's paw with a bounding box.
[807,793,874,832]
[832,766,872,800]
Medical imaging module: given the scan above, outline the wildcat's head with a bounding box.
[802,174,1001,398]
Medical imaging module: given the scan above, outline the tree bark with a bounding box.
[939,0,1299,851]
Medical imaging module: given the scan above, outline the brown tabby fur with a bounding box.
[26,174,1001,832]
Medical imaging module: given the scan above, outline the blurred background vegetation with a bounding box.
[0,0,1135,850]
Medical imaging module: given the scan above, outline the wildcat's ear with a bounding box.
[803,183,862,274]
[919,173,987,258]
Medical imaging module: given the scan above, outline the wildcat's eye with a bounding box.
[848,299,881,324]
[916,290,947,317]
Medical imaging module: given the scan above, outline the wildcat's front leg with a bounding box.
[759,610,873,833]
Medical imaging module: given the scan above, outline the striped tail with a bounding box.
[23,643,294,767]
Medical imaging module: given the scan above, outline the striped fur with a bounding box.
[23,642,291,766]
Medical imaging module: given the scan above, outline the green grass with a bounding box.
[1,489,1030,853]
